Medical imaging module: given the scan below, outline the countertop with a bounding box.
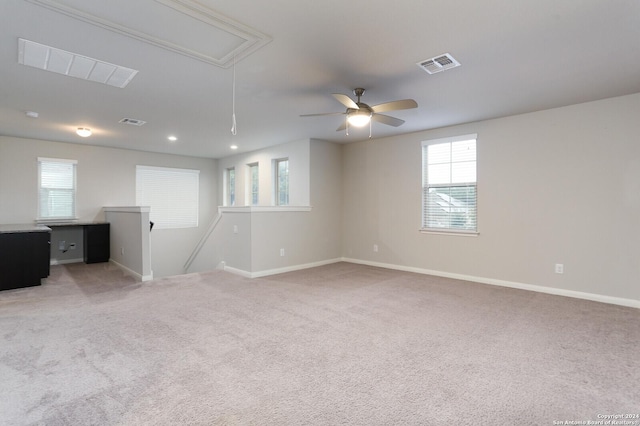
[0,224,52,233]
[44,222,108,227]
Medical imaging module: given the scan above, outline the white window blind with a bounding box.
[422,134,477,233]
[136,165,199,229]
[38,157,77,220]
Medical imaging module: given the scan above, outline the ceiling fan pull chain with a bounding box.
[346,116,349,136]
[369,119,372,138]
[230,54,237,135]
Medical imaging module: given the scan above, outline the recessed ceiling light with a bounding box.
[230,145,238,150]
[76,127,92,137]
[25,111,39,118]
[168,136,177,142]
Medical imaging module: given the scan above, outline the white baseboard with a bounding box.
[213,256,638,309]
[220,258,343,279]
[251,258,343,278]
[221,265,252,278]
[109,260,153,282]
[50,258,83,265]
[341,257,639,309]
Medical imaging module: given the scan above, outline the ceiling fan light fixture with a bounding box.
[347,110,371,127]
[76,127,92,137]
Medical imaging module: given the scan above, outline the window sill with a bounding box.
[219,206,312,213]
[419,228,479,237]
[36,218,79,225]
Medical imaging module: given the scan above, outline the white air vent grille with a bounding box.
[119,118,146,126]
[417,53,461,74]
[18,38,138,88]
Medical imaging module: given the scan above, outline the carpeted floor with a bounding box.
[0,262,638,425]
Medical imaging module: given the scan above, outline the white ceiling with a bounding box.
[1,0,639,159]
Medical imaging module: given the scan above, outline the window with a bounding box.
[136,165,199,229]
[38,157,77,220]
[275,158,289,206]
[225,167,235,206]
[422,134,477,233]
[247,163,259,206]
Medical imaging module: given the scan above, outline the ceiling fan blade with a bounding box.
[300,112,345,117]
[336,121,347,131]
[371,99,417,113]
[372,113,405,127]
[332,93,359,109]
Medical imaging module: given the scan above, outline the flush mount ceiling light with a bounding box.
[230,145,238,150]
[168,136,177,142]
[76,127,92,137]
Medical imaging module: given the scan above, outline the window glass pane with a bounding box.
[451,140,476,162]
[250,164,259,205]
[425,186,476,230]
[451,161,476,183]
[277,159,289,206]
[228,168,235,206]
[428,163,451,185]
[427,143,450,164]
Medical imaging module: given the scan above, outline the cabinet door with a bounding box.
[0,231,49,291]
[33,231,51,278]
[84,224,110,263]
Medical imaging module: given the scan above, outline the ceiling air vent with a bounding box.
[119,118,146,126]
[417,53,460,74]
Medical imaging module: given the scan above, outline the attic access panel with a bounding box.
[24,0,272,67]
[18,38,138,88]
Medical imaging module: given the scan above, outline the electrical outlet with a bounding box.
[280,248,285,257]
[555,263,564,274]
[121,247,125,255]
[58,240,65,250]
[373,244,378,252]
[233,225,238,234]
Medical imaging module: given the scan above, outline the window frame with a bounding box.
[247,162,259,206]
[421,134,478,235]
[225,167,235,207]
[273,158,289,206]
[37,157,77,221]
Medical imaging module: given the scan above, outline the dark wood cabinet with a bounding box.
[84,223,110,263]
[0,226,51,291]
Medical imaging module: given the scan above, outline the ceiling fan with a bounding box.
[301,88,418,136]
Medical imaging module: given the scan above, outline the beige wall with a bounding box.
[3,92,638,304]
[250,139,343,273]
[342,93,640,303]
[217,139,311,207]
[0,136,218,278]
[188,139,343,276]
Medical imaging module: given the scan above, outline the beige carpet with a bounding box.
[0,262,638,425]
